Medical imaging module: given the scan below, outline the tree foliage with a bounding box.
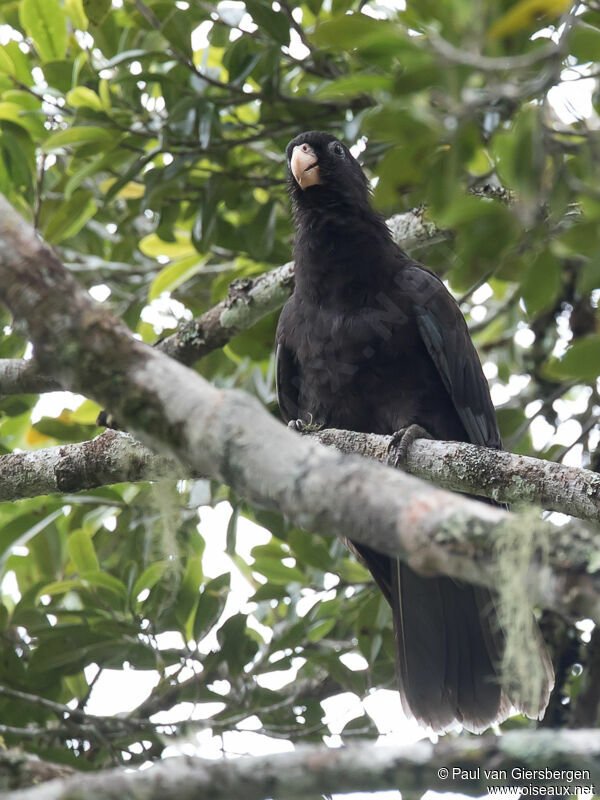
[0,0,599,784]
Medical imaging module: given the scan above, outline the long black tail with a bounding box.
[351,542,554,732]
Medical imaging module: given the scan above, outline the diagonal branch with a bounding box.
[0,208,446,396]
[0,193,599,624]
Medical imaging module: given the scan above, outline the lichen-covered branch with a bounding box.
[6,730,600,800]
[0,750,73,793]
[0,429,179,502]
[2,426,600,528]
[157,261,295,365]
[313,428,600,523]
[0,207,446,396]
[0,358,61,394]
[1,194,599,625]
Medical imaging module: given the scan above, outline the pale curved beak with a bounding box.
[290,143,321,189]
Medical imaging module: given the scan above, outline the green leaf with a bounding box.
[521,251,561,315]
[1,42,32,86]
[66,87,103,111]
[338,558,372,583]
[33,415,98,442]
[315,13,388,50]
[132,561,168,601]
[496,407,526,440]
[193,575,229,640]
[0,509,63,566]
[149,253,207,300]
[174,556,203,635]
[307,618,336,642]
[217,613,258,675]
[288,529,333,571]
[0,101,41,135]
[492,106,543,200]
[42,126,119,152]
[0,48,15,76]
[244,0,290,45]
[42,192,98,244]
[80,571,128,600]
[545,336,600,381]
[252,557,305,584]
[20,0,67,62]
[83,0,111,25]
[37,579,82,598]
[65,0,88,30]
[315,74,391,100]
[571,22,600,63]
[68,529,100,573]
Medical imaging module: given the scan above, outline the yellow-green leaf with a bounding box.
[489,0,570,38]
[66,87,103,112]
[42,126,118,152]
[65,0,88,30]
[99,78,111,111]
[0,48,15,76]
[43,192,97,244]
[139,231,195,259]
[20,0,67,62]
[0,102,36,133]
[132,562,168,602]
[175,556,204,638]
[37,579,81,598]
[149,253,207,300]
[80,571,128,599]
[68,529,99,573]
[307,618,336,642]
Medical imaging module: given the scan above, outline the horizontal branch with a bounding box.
[0,358,61,394]
[0,429,179,502]
[426,28,560,71]
[0,750,74,793]
[2,426,599,527]
[314,428,600,523]
[6,730,600,800]
[1,194,599,625]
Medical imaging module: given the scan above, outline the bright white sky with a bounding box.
[1,1,599,797]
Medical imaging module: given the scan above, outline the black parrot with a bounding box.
[275,130,553,732]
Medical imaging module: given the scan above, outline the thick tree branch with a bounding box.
[6,730,600,800]
[1,194,599,625]
[0,750,74,793]
[0,207,446,396]
[0,429,179,501]
[2,427,599,526]
[0,358,61,394]
[313,429,600,523]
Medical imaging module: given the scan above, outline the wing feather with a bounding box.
[405,266,502,450]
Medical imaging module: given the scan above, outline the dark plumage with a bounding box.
[276,130,553,732]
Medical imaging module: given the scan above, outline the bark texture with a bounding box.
[5,730,600,800]
[2,427,599,525]
[0,195,599,624]
[0,429,179,501]
[0,206,444,395]
[314,428,600,522]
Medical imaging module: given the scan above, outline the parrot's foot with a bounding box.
[387,424,432,468]
[288,416,324,434]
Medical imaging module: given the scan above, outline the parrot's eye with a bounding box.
[330,141,345,157]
